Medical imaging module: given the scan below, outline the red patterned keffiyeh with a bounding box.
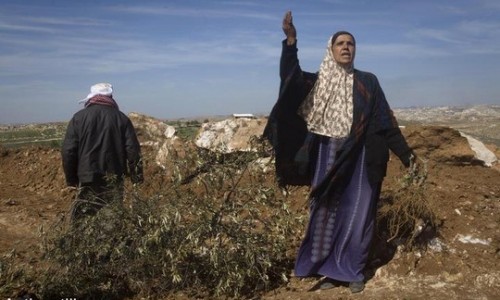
[85,95,119,109]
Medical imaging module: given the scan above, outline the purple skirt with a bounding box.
[294,136,377,282]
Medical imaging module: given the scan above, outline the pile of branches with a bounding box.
[1,138,303,299]
[377,156,439,249]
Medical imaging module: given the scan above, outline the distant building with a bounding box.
[232,113,255,119]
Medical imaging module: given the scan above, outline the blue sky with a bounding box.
[1,0,499,124]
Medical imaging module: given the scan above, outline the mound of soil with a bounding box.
[0,125,498,299]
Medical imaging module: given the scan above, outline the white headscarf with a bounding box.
[298,36,354,138]
[78,83,113,104]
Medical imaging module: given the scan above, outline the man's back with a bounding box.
[62,104,142,186]
[61,83,143,222]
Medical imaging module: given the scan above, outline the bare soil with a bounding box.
[0,125,499,299]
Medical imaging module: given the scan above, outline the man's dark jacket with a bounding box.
[263,40,413,202]
[62,104,143,186]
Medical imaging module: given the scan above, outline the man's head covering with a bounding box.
[79,83,113,104]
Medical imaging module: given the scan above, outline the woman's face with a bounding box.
[332,34,355,67]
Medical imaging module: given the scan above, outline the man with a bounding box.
[264,11,416,293]
[62,83,143,222]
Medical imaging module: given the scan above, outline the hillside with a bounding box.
[394,104,500,146]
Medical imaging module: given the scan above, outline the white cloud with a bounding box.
[0,22,56,33]
[457,20,500,36]
[21,16,111,26]
[0,27,280,76]
[362,43,450,58]
[111,5,277,21]
[408,28,462,44]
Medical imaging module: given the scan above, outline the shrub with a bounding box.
[30,139,301,299]
[377,156,439,249]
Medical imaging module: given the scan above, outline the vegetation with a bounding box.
[165,119,202,140]
[0,138,305,299]
[0,119,205,149]
[378,157,438,249]
[0,134,438,299]
[0,123,67,148]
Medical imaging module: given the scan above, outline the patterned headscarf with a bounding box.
[85,95,119,109]
[298,34,354,138]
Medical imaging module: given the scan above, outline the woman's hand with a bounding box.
[282,10,297,45]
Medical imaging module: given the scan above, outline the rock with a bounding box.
[195,117,266,153]
[128,112,180,168]
[442,271,464,283]
[474,273,500,288]
[460,133,498,167]
[129,112,176,141]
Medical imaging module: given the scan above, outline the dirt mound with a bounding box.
[0,125,498,299]
[0,147,68,255]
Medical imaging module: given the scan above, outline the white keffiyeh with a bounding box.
[79,83,113,105]
[298,36,354,138]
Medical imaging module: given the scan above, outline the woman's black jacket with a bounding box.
[263,40,413,199]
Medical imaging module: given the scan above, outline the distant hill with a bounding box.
[394,104,500,146]
[1,104,499,147]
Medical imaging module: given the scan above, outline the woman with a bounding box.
[263,11,415,293]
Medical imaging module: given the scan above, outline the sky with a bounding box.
[1,0,499,124]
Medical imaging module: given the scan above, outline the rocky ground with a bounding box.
[0,118,499,299]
